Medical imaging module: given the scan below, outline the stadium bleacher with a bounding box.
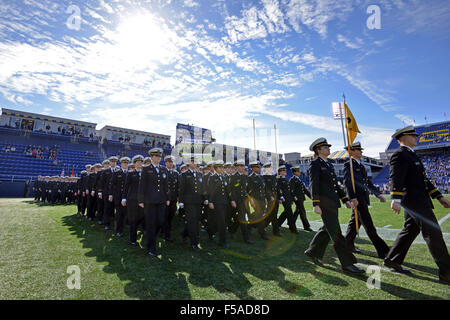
[0,126,175,185]
[0,132,101,180]
[375,121,449,193]
[386,121,449,151]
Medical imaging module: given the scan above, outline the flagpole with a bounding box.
[274,124,278,174]
[343,94,359,233]
[339,95,347,147]
[253,118,256,150]
[253,118,257,162]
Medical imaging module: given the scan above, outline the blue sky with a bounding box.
[1,0,449,157]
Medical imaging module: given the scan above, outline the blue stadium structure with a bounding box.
[0,109,286,197]
[372,120,449,194]
[0,108,171,197]
[2,107,447,197]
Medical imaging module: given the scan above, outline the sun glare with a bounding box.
[114,13,175,65]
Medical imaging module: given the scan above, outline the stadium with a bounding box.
[1,0,450,306]
[0,107,449,301]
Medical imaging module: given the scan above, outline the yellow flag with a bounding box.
[344,102,360,144]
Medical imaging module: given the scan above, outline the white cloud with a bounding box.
[395,114,415,126]
[183,0,199,8]
[285,0,355,37]
[224,0,289,44]
[337,34,364,49]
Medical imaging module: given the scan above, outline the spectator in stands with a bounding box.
[10,146,15,152]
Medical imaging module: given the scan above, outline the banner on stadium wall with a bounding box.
[174,123,213,164]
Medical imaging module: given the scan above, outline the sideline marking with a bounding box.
[438,213,450,226]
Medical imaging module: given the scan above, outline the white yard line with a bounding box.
[382,225,392,228]
[291,220,450,245]
[438,213,450,226]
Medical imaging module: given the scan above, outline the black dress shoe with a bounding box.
[342,265,365,274]
[383,259,412,274]
[304,227,313,232]
[220,242,230,249]
[261,234,270,240]
[130,242,138,246]
[104,225,110,230]
[192,245,201,252]
[273,233,282,237]
[165,237,174,242]
[439,275,450,285]
[244,239,254,244]
[352,247,362,254]
[304,251,323,266]
[148,251,157,257]
[378,253,387,259]
[98,221,103,225]
[116,233,123,237]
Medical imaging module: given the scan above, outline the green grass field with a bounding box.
[0,196,449,300]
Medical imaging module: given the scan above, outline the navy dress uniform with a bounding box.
[96,160,109,224]
[178,163,188,221]
[87,164,101,221]
[262,162,281,236]
[343,142,389,258]
[101,157,119,230]
[76,172,85,215]
[110,157,130,236]
[304,138,363,273]
[138,148,169,256]
[384,126,450,283]
[246,161,270,240]
[125,155,145,245]
[164,155,179,241]
[223,162,235,235]
[207,161,230,247]
[200,161,214,230]
[80,166,91,216]
[287,166,312,231]
[229,159,251,243]
[179,158,206,251]
[277,165,297,233]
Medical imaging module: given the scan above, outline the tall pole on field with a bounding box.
[343,93,359,233]
[274,124,279,174]
[340,95,347,147]
[253,118,256,150]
